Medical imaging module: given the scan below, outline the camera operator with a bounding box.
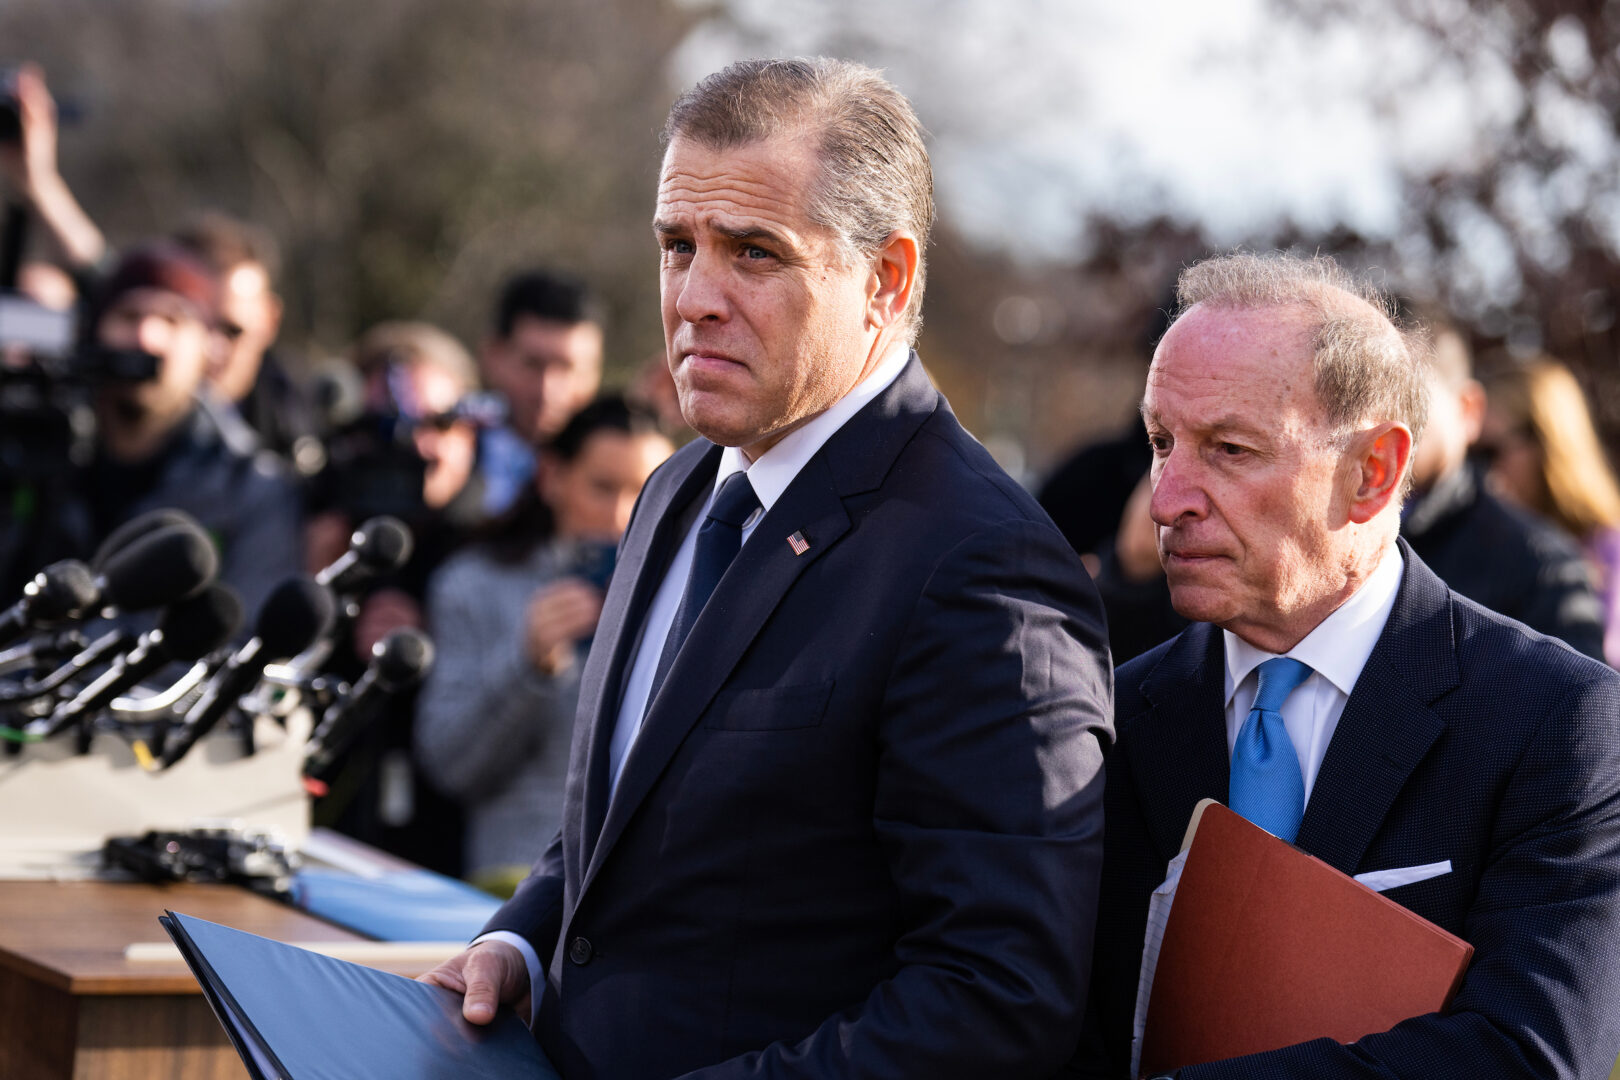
[307,320,488,875]
[174,212,324,477]
[415,395,672,895]
[0,243,302,621]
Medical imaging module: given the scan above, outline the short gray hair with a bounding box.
[1174,252,1430,447]
[662,57,935,339]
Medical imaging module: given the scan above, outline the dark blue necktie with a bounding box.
[1229,656,1314,842]
[647,470,760,709]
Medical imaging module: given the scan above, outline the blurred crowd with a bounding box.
[0,65,683,880]
[6,60,1620,889]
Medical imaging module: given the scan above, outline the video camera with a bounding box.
[0,219,158,482]
[315,358,504,523]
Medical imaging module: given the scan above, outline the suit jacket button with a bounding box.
[567,936,593,965]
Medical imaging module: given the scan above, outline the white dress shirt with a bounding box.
[1222,543,1404,803]
[478,342,913,1015]
[605,342,912,792]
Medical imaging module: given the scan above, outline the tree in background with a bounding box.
[1,0,694,373]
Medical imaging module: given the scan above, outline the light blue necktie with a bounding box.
[1229,657,1314,843]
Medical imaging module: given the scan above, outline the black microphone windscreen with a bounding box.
[91,509,202,572]
[159,584,243,661]
[355,517,413,573]
[254,577,337,659]
[373,627,434,688]
[33,561,98,621]
[99,525,219,612]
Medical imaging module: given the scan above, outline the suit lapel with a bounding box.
[579,354,941,895]
[1296,542,1458,873]
[1130,622,1231,861]
[577,442,721,858]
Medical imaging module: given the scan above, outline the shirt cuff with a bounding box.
[470,930,543,1026]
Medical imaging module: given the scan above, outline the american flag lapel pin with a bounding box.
[786,531,811,556]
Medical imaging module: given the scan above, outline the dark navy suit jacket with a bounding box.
[483,355,1115,1079]
[1068,542,1620,1079]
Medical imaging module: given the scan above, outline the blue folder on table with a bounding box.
[289,867,503,942]
[160,910,558,1080]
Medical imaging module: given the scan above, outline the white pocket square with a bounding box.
[1353,860,1452,893]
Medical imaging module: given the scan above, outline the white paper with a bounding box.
[1353,859,1452,893]
[1130,849,1190,1080]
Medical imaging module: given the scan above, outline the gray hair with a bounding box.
[662,57,935,340]
[1174,252,1431,448]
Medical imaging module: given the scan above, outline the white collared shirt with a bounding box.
[606,342,913,791]
[479,344,912,1009]
[1222,543,1405,803]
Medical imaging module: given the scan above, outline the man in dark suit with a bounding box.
[424,57,1114,1079]
[1068,252,1620,1080]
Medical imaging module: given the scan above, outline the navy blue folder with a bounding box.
[160,910,558,1080]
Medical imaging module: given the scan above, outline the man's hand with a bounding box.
[523,578,604,674]
[0,63,103,267]
[0,63,59,200]
[418,940,532,1026]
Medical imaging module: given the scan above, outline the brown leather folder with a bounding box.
[1137,801,1473,1077]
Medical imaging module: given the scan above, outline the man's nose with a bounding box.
[1148,449,1205,526]
[674,251,729,324]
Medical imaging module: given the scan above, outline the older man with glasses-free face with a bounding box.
[1069,253,1620,1080]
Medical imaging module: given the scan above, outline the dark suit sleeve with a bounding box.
[1183,672,1620,1080]
[677,517,1115,1080]
[481,829,565,969]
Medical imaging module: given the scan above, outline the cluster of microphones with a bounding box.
[0,510,435,791]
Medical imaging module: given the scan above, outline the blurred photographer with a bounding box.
[174,212,323,476]
[307,320,491,874]
[0,242,301,620]
[417,395,672,894]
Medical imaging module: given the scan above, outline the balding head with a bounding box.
[1174,252,1431,452]
[1143,252,1423,651]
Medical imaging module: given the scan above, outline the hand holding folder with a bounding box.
[161,910,559,1080]
[1135,801,1473,1078]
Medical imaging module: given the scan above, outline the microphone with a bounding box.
[303,627,434,782]
[0,627,132,705]
[91,509,203,572]
[37,584,243,738]
[94,523,220,615]
[159,577,337,769]
[0,560,98,646]
[315,517,413,596]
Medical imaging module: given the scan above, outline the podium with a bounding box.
[0,879,436,1079]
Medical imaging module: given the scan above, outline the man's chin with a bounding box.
[1163,580,1239,627]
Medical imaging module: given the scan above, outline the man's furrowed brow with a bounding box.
[711,221,793,248]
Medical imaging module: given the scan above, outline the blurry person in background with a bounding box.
[1483,358,1620,667]
[626,349,693,442]
[417,396,673,896]
[1401,323,1606,660]
[308,320,487,631]
[0,63,104,275]
[0,242,301,621]
[476,269,604,517]
[307,320,488,875]
[174,212,324,477]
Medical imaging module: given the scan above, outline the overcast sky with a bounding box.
[670,0,1533,267]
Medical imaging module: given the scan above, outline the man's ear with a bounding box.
[866,230,919,330]
[1347,421,1413,524]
